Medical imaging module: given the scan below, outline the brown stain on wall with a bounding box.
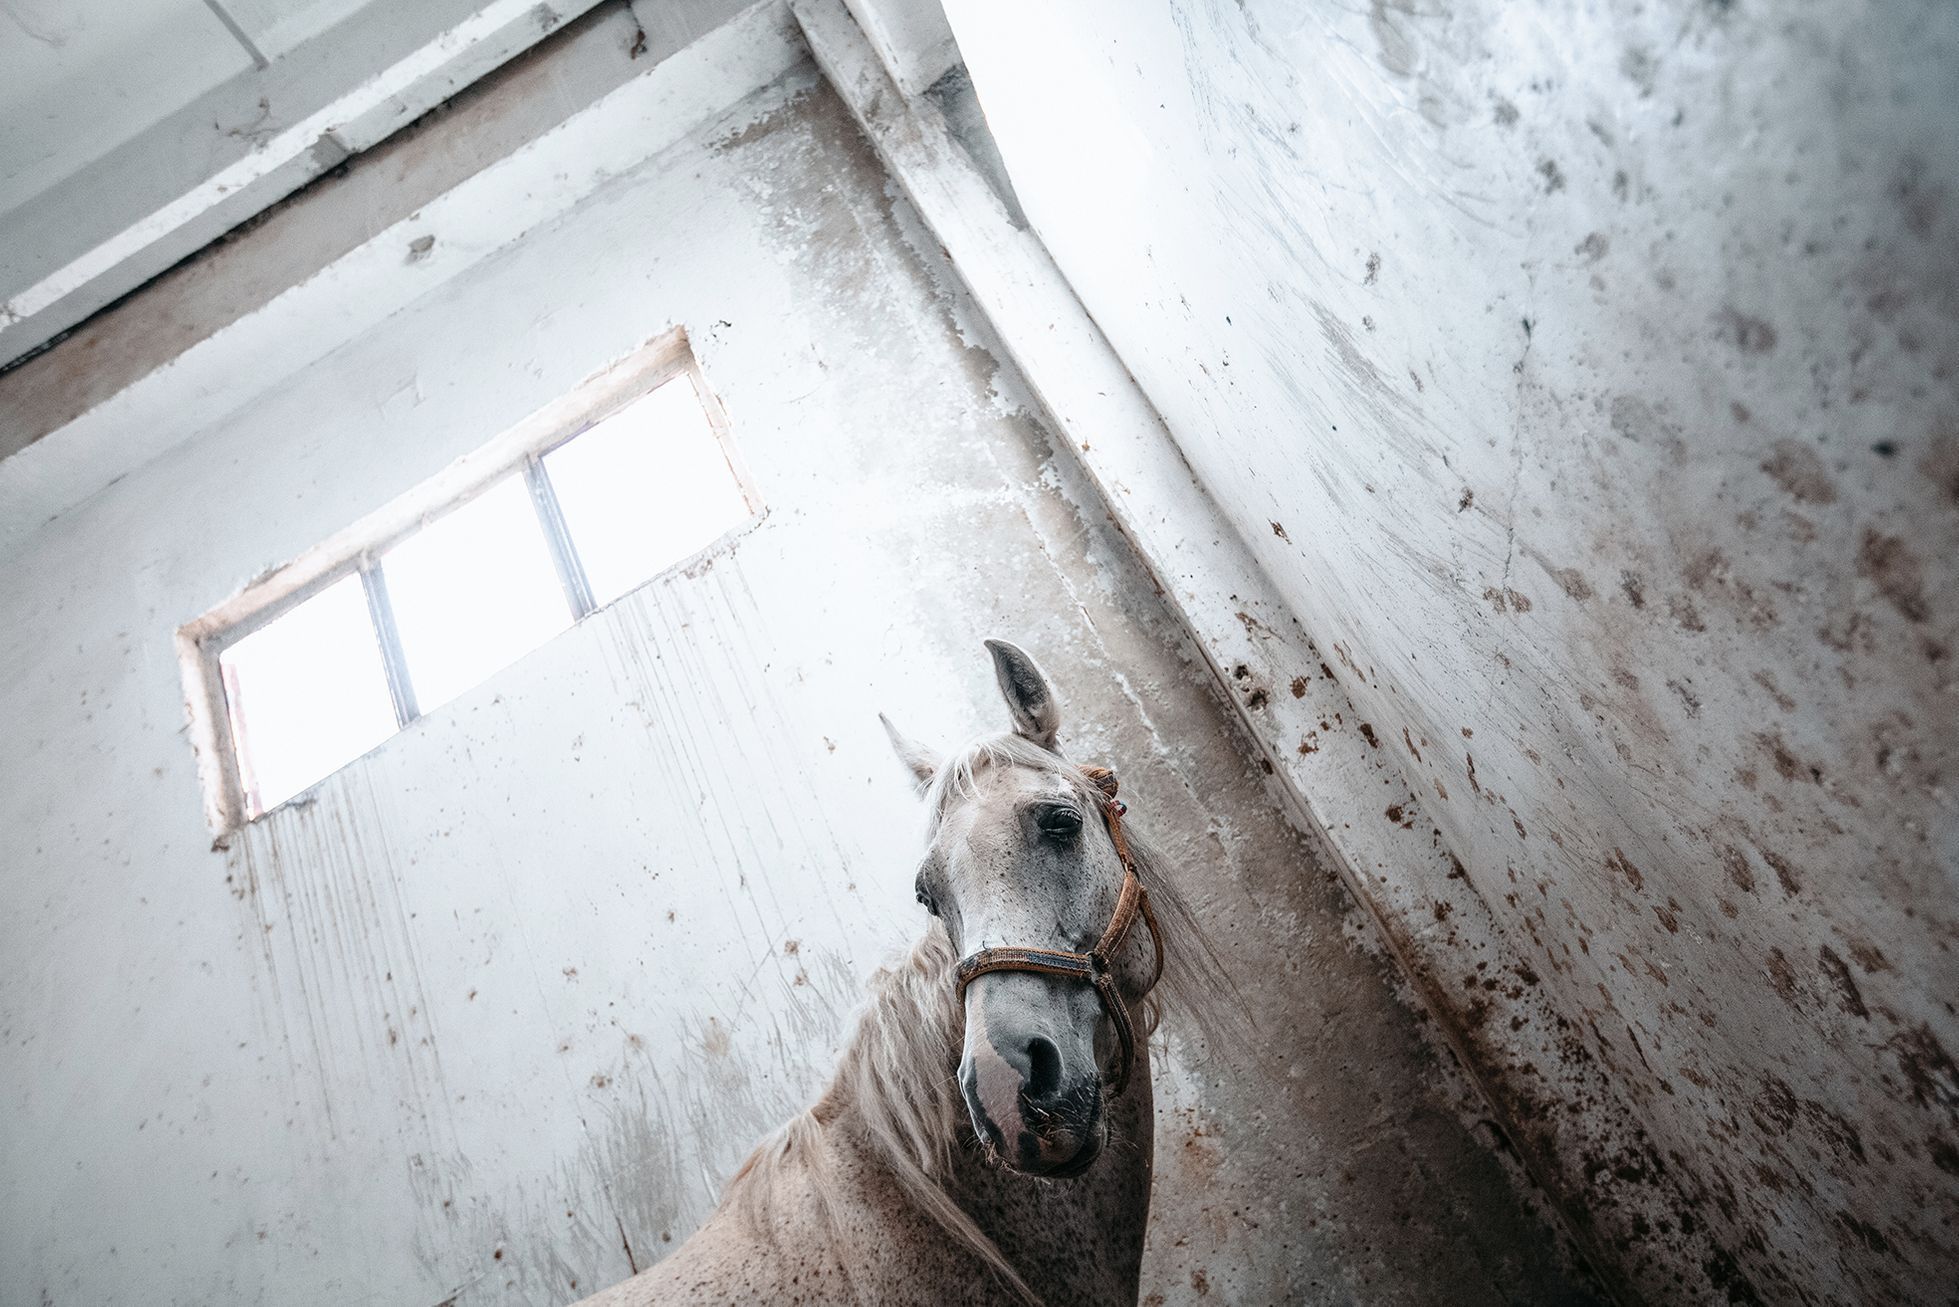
[1760,441,1839,505]
[1858,529,1931,623]
[949,0,1959,1300]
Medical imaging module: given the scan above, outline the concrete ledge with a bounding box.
[0,0,801,559]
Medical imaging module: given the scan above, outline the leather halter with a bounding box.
[952,766,1165,1094]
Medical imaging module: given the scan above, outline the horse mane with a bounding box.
[721,925,1007,1298]
[717,733,1243,1305]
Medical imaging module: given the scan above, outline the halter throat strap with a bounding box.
[952,766,1165,1094]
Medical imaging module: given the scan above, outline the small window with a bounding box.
[544,377,753,606]
[180,334,759,831]
[218,574,398,816]
[381,474,571,713]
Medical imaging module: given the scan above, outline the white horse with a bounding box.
[583,640,1233,1305]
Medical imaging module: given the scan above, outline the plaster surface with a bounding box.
[0,55,1593,1307]
[945,1,1959,1300]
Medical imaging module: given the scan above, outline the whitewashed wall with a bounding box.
[944,0,1959,1302]
[1,67,924,1306]
[0,30,1595,1307]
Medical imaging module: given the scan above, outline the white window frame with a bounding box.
[177,330,762,836]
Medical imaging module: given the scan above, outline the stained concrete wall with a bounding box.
[944,0,1959,1301]
[0,23,1597,1307]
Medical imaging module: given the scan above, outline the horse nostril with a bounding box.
[1024,1035,1062,1102]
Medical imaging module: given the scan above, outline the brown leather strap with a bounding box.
[953,768,1165,1095]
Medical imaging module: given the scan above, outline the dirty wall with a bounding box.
[0,42,1593,1307]
[944,0,1959,1301]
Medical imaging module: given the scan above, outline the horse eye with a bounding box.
[1037,805,1083,838]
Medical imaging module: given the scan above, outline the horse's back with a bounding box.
[576,1209,858,1307]
[571,1136,1033,1307]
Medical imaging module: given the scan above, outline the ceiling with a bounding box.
[0,0,616,370]
[0,0,955,376]
[0,0,374,214]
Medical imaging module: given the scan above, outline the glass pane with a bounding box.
[544,376,752,605]
[220,573,398,816]
[381,475,572,713]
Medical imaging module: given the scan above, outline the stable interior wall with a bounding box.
[1,14,1598,1306]
[944,1,1959,1302]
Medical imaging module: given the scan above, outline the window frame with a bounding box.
[178,330,761,836]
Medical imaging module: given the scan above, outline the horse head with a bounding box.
[882,640,1163,1178]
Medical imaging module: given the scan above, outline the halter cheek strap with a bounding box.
[952,766,1166,1095]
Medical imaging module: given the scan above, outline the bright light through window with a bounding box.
[544,377,750,605]
[219,574,398,815]
[381,475,572,713]
[186,339,760,829]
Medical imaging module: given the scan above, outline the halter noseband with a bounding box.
[952,766,1165,1094]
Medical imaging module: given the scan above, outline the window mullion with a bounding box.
[360,562,421,726]
[524,456,596,620]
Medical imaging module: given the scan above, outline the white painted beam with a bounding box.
[0,0,254,215]
[0,0,610,367]
[838,0,956,97]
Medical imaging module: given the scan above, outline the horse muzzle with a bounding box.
[959,1028,1107,1177]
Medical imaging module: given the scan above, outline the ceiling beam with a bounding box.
[838,0,956,98]
[0,0,798,557]
[198,0,273,70]
[0,0,610,369]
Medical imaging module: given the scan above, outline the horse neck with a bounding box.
[818,948,1157,1307]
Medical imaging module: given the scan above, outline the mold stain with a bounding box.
[1857,529,1930,623]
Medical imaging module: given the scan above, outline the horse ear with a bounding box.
[880,713,940,789]
[984,639,1061,750]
